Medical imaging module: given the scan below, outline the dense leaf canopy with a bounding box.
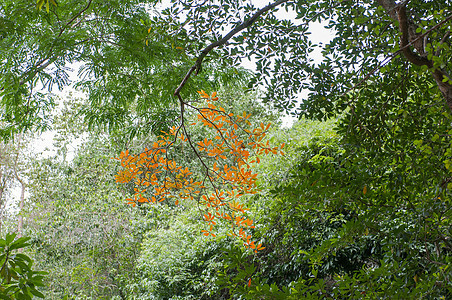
[0,0,451,298]
[0,0,248,138]
[1,0,451,132]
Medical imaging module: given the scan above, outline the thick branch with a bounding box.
[341,11,452,109]
[174,0,289,97]
[398,5,452,111]
[375,0,399,21]
[397,4,431,67]
[377,0,452,111]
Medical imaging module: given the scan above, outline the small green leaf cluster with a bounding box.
[0,233,47,299]
[36,0,56,13]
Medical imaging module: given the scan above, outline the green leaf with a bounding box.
[13,254,32,264]
[29,288,45,298]
[5,233,16,245]
[36,0,45,11]
[13,260,29,272]
[9,237,31,251]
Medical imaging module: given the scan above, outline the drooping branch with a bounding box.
[173,0,289,99]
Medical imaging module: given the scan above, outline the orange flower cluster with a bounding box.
[115,90,284,252]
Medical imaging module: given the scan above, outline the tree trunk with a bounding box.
[0,169,4,236]
[12,135,25,239]
[16,181,25,238]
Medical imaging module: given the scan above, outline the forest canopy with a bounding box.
[0,0,451,299]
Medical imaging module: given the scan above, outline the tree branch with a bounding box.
[174,0,289,98]
[59,0,93,37]
[374,0,452,110]
[18,0,93,86]
[397,3,432,67]
[435,30,450,56]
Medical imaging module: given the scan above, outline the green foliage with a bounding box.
[0,0,249,139]
[132,208,226,299]
[25,136,147,299]
[2,0,452,299]
[0,233,47,299]
[222,106,451,298]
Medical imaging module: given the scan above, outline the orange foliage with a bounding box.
[114,90,284,252]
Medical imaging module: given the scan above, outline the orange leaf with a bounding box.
[114,88,285,249]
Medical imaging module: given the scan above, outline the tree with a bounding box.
[0,142,15,235]
[2,1,451,133]
[0,0,246,138]
[167,0,451,115]
[0,136,28,237]
[24,131,149,299]
[20,85,279,299]
[209,115,450,299]
[115,89,284,249]
[2,0,451,297]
